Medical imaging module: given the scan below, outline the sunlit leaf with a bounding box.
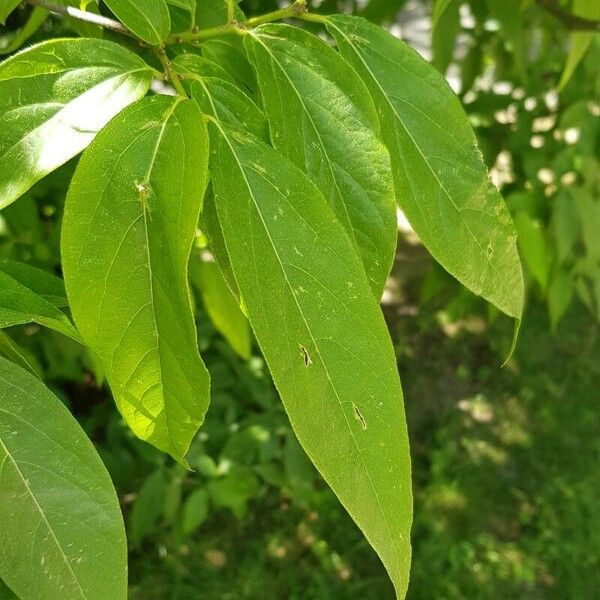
[103,0,171,45]
[0,38,154,209]
[246,24,397,297]
[62,95,211,463]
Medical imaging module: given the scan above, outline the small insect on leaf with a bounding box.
[353,403,368,430]
[299,344,312,366]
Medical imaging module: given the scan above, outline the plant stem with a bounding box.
[167,0,308,44]
[534,0,600,32]
[154,48,188,98]
[26,0,131,36]
[227,0,235,24]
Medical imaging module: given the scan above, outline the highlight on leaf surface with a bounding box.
[61,95,211,464]
[0,37,154,209]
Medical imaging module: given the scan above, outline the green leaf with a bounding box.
[189,77,268,140]
[573,188,600,262]
[246,25,397,297]
[166,0,196,33]
[0,357,127,600]
[0,38,154,210]
[178,488,209,538]
[61,95,211,464]
[103,0,171,45]
[515,213,553,292]
[0,269,80,341]
[129,469,168,544]
[196,0,243,28]
[0,0,19,24]
[207,466,259,519]
[548,267,573,330]
[190,253,251,359]
[0,7,48,56]
[209,124,412,596]
[431,0,460,75]
[0,259,68,307]
[558,0,600,89]
[172,52,235,84]
[201,39,256,93]
[326,15,524,321]
[0,331,42,377]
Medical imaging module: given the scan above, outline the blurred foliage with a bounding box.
[1,0,599,598]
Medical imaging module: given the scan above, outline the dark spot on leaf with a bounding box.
[299,344,312,366]
[353,403,367,430]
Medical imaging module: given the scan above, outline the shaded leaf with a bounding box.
[0,38,154,209]
[0,269,80,341]
[0,0,19,24]
[0,7,48,56]
[129,469,168,544]
[0,331,42,377]
[190,253,251,359]
[189,77,268,140]
[178,488,209,538]
[0,357,127,600]
[0,259,68,307]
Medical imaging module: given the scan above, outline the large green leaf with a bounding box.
[0,357,127,600]
[62,95,211,463]
[0,38,154,210]
[103,0,171,45]
[0,270,80,341]
[326,15,524,321]
[209,124,412,596]
[246,24,397,297]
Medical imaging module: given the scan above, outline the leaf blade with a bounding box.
[61,95,211,463]
[246,24,397,297]
[209,125,412,596]
[104,0,171,45]
[0,357,127,600]
[0,38,154,209]
[326,15,524,320]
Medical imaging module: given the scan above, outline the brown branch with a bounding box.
[534,0,600,32]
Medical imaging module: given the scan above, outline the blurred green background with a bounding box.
[1,0,599,598]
